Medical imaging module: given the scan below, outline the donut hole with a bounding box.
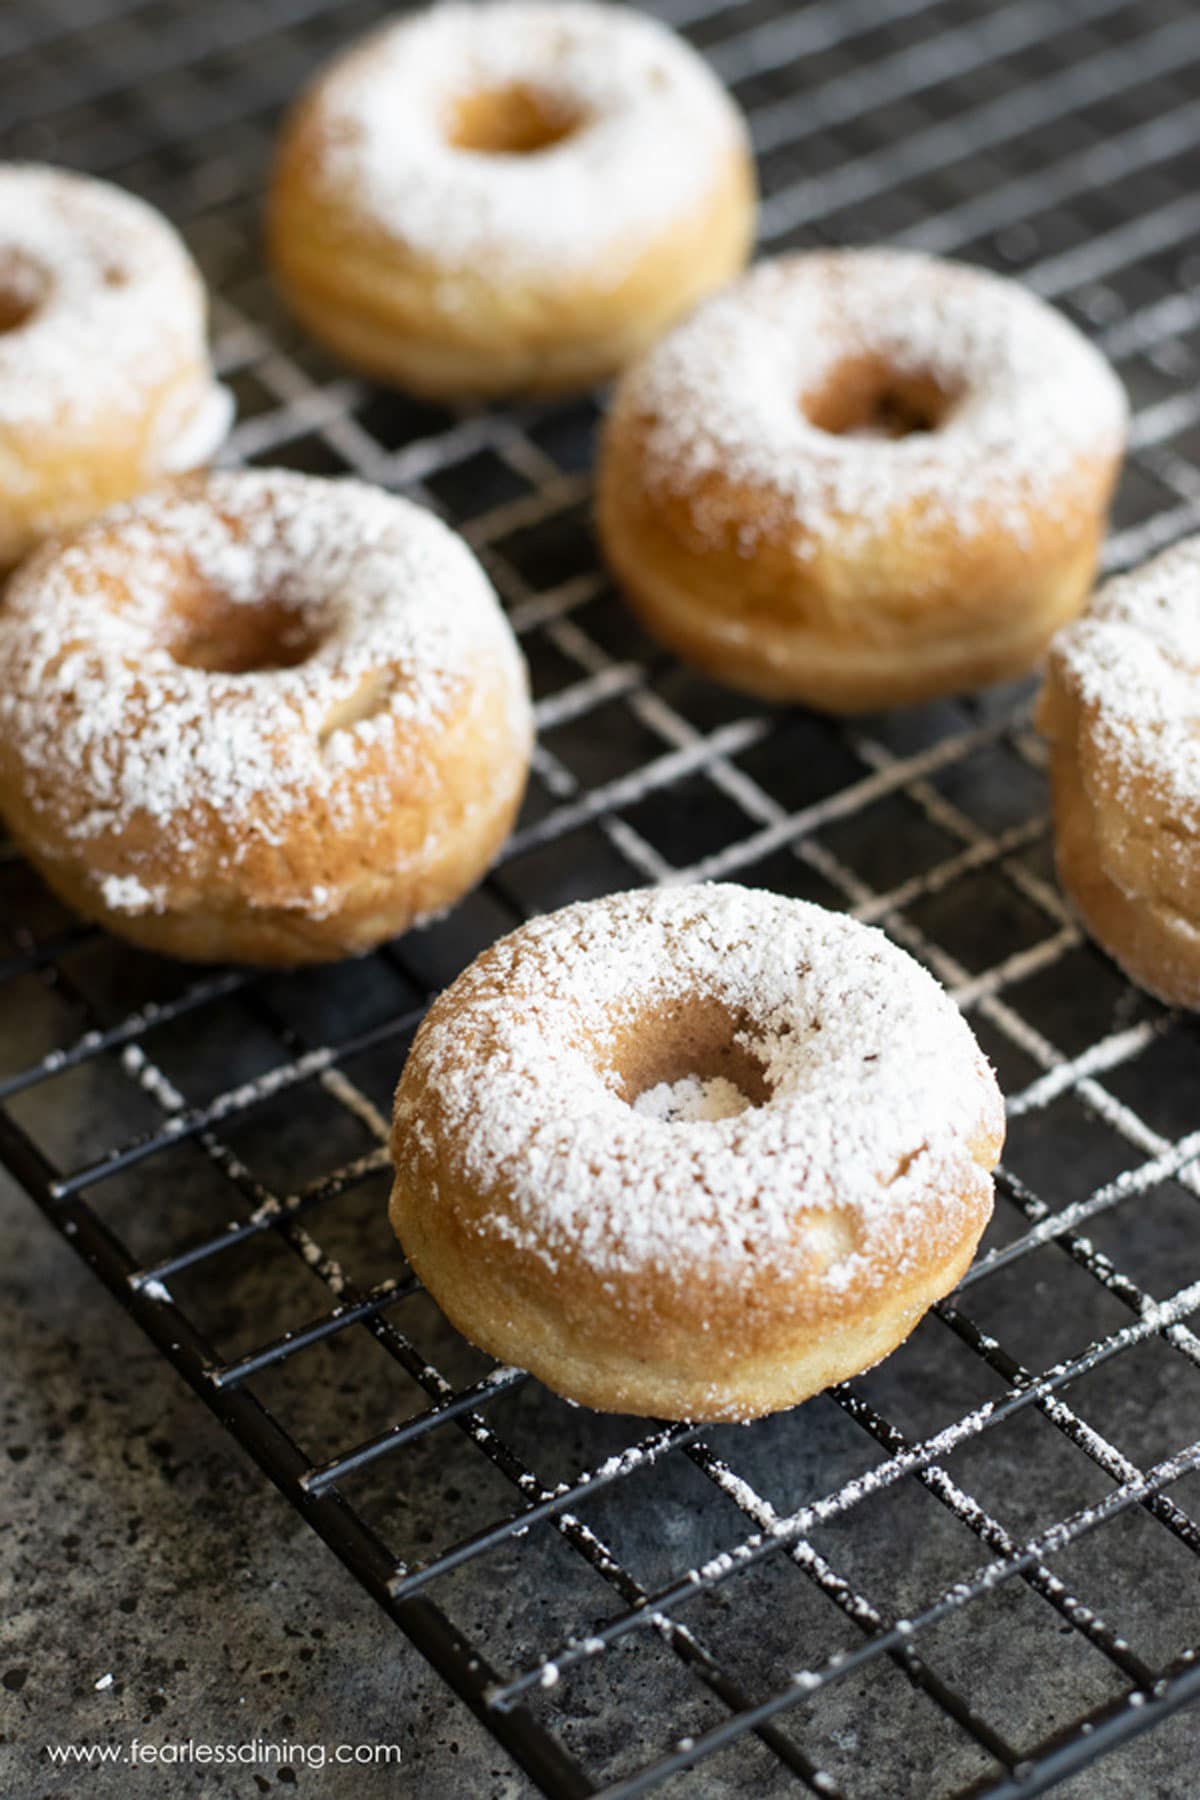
[448,83,582,156]
[165,587,324,674]
[614,997,773,1124]
[804,356,956,440]
[0,253,47,334]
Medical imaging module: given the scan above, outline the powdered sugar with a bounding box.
[0,469,532,911]
[98,871,165,916]
[303,1,746,279]
[152,383,234,476]
[633,1073,752,1124]
[615,249,1127,551]
[395,885,1002,1289]
[1045,533,1200,825]
[0,163,229,453]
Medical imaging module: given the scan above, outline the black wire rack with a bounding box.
[4,0,1200,1793]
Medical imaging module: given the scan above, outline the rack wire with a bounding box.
[4,0,1200,1792]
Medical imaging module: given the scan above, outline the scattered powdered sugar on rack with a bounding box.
[305,0,746,279]
[0,163,229,454]
[0,469,531,909]
[395,885,1003,1290]
[1044,532,1200,824]
[618,249,1128,550]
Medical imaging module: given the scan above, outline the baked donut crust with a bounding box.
[597,250,1128,712]
[389,885,1004,1421]
[267,2,755,400]
[1039,537,1200,1008]
[0,164,231,570]
[0,470,533,966]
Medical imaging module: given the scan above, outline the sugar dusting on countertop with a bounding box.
[0,163,228,455]
[0,469,532,909]
[301,0,746,277]
[613,249,1127,550]
[394,885,1002,1289]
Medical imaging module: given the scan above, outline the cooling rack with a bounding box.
[4,0,1200,1793]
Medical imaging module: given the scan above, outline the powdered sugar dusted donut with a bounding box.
[267,1,755,399]
[389,885,1003,1420]
[598,249,1127,712]
[1039,536,1200,1008]
[0,470,533,965]
[0,164,231,569]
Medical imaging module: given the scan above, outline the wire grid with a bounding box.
[4,0,1200,1792]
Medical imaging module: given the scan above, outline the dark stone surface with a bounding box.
[0,1170,530,1800]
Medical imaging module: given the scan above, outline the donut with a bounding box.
[389,885,1004,1421]
[0,469,533,966]
[597,249,1128,713]
[0,164,231,571]
[1039,536,1200,1009]
[267,1,755,401]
